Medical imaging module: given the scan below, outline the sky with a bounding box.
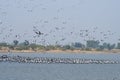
[0,0,120,45]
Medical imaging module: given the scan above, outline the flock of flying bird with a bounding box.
[0,0,120,45]
[0,20,120,45]
[4,27,120,45]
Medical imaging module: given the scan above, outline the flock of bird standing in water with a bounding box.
[0,0,120,45]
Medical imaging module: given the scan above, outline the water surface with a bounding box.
[0,53,120,80]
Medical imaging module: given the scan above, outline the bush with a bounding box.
[15,46,30,50]
[85,48,92,51]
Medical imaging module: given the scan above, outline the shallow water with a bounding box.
[0,53,120,80]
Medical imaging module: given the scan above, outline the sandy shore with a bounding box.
[0,49,120,54]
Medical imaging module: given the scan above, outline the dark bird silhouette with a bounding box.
[35,31,43,35]
[33,26,44,36]
[61,38,65,41]
[55,27,59,30]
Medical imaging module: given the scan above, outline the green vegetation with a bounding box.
[117,43,120,49]
[0,40,120,52]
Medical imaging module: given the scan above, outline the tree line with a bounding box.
[0,40,120,51]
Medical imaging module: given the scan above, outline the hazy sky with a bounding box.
[0,0,120,45]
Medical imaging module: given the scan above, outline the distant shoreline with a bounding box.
[0,49,120,54]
